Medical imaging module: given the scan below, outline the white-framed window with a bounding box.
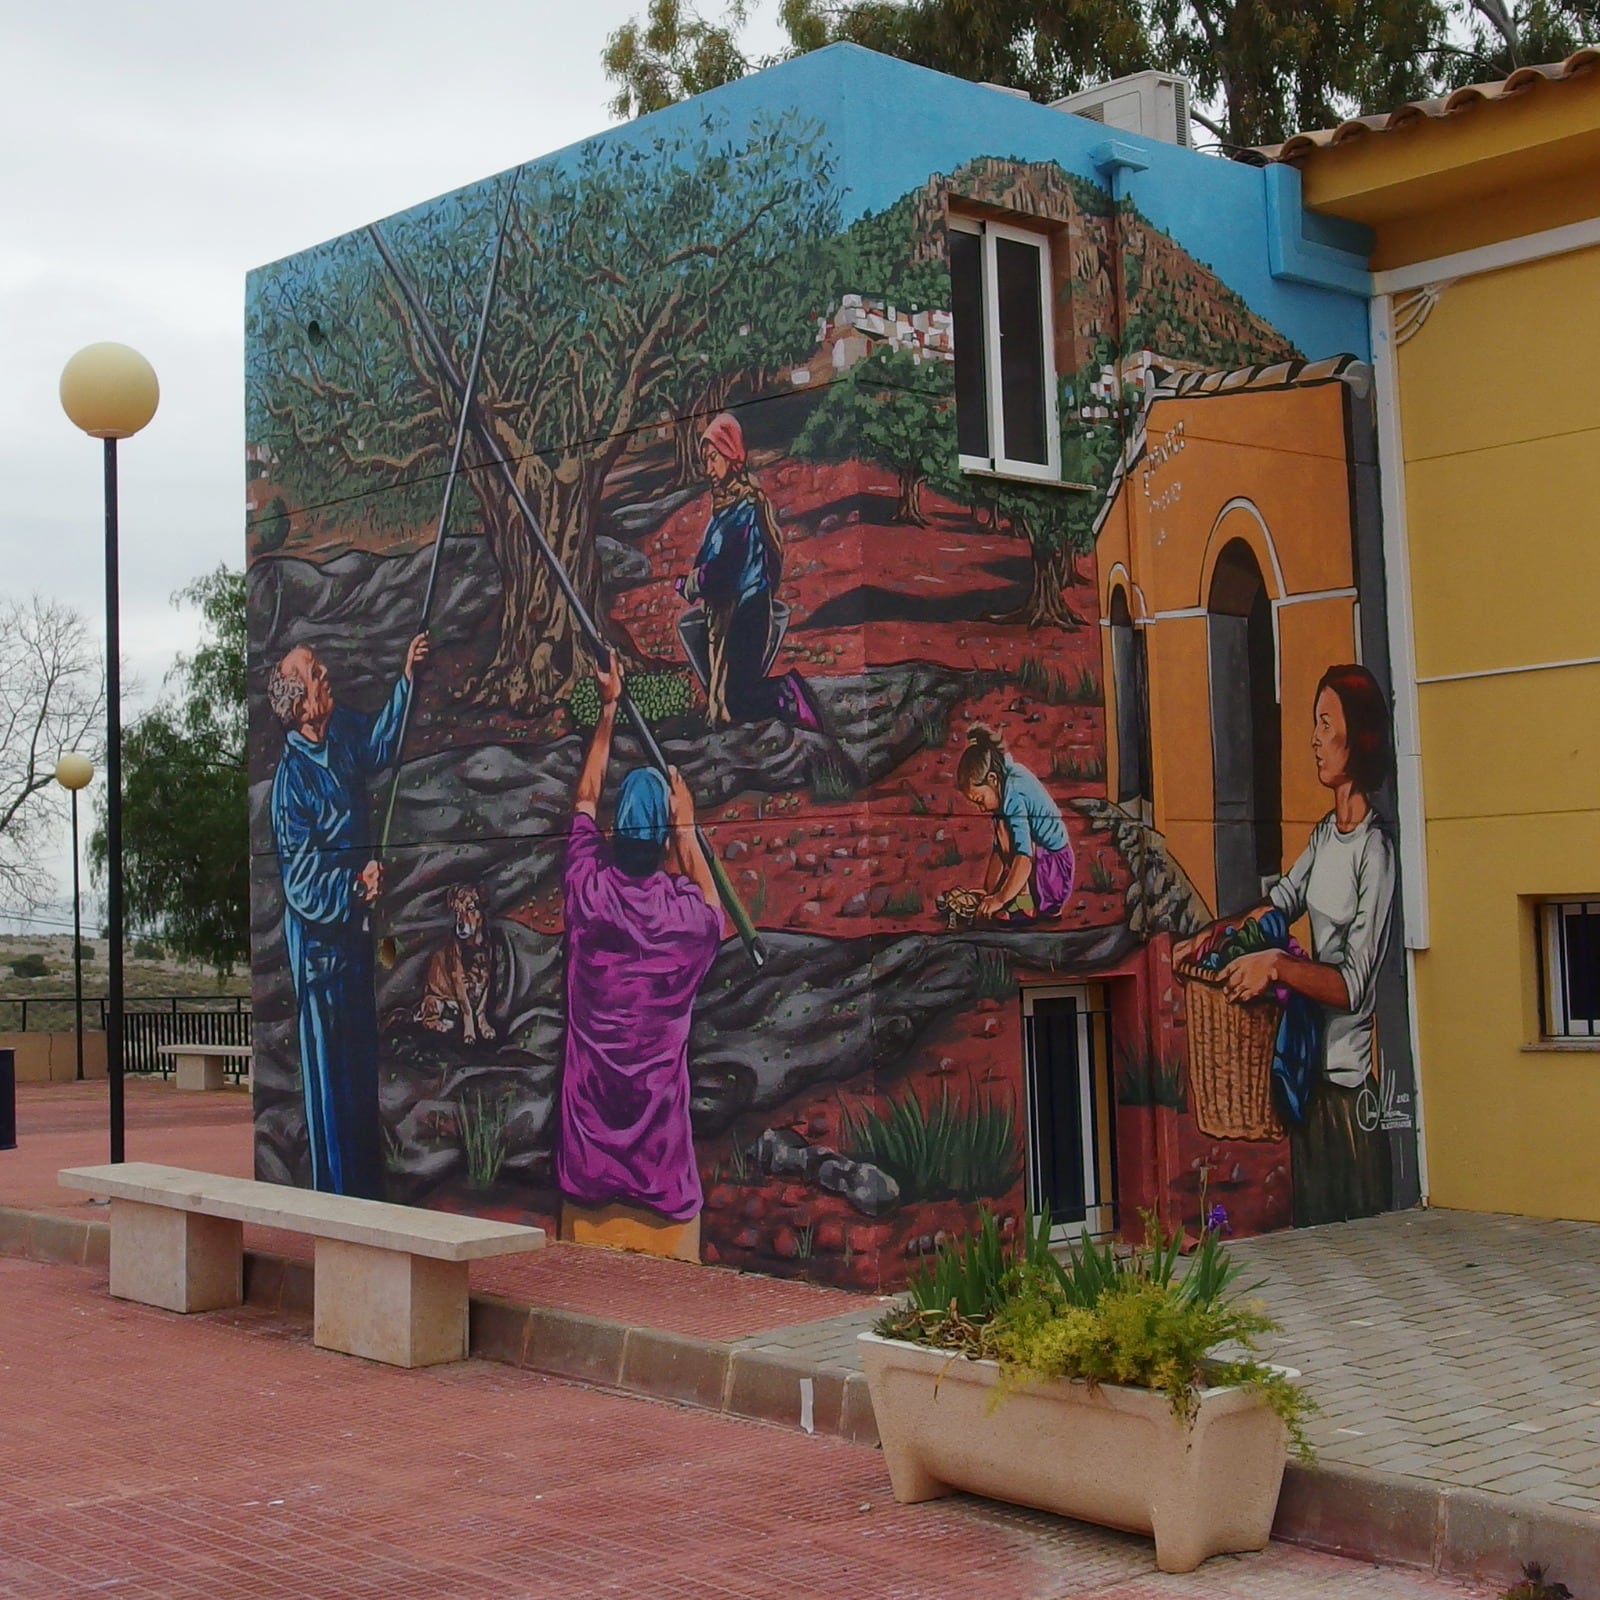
[948,215,1061,482]
[1538,900,1600,1038]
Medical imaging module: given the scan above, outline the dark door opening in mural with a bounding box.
[1024,990,1113,1234]
[1207,538,1282,917]
[1109,587,1153,813]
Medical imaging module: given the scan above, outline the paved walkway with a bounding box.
[1,1255,1490,1600]
[6,1079,1600,1587]
[1229,1209,1600,1511]
[5,1082,872,1339]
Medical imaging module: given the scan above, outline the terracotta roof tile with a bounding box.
[1261,47,1600,163]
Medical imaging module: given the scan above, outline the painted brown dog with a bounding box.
[414,884,497,1045]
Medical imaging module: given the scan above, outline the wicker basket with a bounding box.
[1175,963,1285,1142]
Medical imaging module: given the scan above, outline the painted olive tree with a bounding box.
[247,108,840,712]
[793,346,954,526]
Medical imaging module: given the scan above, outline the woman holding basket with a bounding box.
[1174,664,1396,1225]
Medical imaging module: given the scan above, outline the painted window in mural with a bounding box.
[1206,538,1282,916]
[949,216,1060,480]
[1538,900,1600,1038]
[1108,587,1151,810]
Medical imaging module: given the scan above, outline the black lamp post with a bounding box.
[59,343,159,1164]
[54,753,94,1083]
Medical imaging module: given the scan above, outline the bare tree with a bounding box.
[0,595,105,912]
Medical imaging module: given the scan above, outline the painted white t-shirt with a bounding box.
[1268,812,1395,1089]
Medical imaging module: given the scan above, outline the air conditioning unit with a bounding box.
[1050,71,1195,149]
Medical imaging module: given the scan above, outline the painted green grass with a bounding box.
[1018,656,1100,706]
[458,1089,514,1189]
[841,1084,1021,1203]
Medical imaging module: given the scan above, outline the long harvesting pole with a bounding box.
[377,177,519,855]
[367,219,765,969]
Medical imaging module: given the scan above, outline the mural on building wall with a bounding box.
[246,72,1418,1289]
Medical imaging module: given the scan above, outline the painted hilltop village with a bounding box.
[246,45,1419,1292]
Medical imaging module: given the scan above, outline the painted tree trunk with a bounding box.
[470,454,605,712]
[674,377,735,487]
[998,540,1084,631]
[896,467,929,527]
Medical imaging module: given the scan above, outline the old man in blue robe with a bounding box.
[267,634,428,1197]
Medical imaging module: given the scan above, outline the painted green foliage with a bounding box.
[793,345,953,526]
[248,108,841,712]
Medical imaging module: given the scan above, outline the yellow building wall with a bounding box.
[1298,71,1600,270]
[1397,241,1600,1220]
[1097,380,1362,913]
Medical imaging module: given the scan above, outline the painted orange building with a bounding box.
[1096,359,1378,920]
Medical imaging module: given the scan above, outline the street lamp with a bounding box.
[54,753,94,1084]
[60,343,159,1163]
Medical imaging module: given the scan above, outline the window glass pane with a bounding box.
[1561,905,1600,1034]
[994,235,1049,466]
[949,229,989,459]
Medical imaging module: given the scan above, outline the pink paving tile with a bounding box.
[2,1079,255,1212]
[1,1256,1491,1600]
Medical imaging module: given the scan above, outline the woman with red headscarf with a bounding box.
[681,411,821,730]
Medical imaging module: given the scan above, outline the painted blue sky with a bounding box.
[259,42,1369,366]
[696,45,1370,361]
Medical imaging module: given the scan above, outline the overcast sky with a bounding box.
[0,0,789,926]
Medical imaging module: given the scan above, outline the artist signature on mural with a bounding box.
[1357,1071,1413,1133]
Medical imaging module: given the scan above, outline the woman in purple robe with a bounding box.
[554,656,725,1261]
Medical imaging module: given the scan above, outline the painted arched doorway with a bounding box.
[1206,539,1281,916]
[1108,587,1152,812]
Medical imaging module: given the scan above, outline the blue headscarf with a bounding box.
[613,767,670,875]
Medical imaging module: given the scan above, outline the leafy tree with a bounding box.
[604,0,1150,115]
[794,345,954,525]
[91,569,247,973]
[783,0,1152,104]
[1441,0,1600,82]
[663,204,840,487]
[971,361,1130,631]
[0,594,104,913]
[249,108,839,712]
[1146,0,1445,147]
[603,0,1594,148]
[602,0,757,119]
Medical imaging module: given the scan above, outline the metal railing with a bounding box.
[0,994,253,1077]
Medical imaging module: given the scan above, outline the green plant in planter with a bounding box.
[876,1210,1316,1457]
[1501,1563,1572,1600]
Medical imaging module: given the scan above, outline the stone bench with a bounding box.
[58,1163,545,1368]
[157,1043,254,1092]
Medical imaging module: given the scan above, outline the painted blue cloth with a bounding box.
[270,676,409,1198]
[615,767,670,849]
[1259,908,1323,1127]
[689,494,773,607]
[997,758,1068,857]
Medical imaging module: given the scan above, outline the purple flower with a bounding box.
[1205,1203,1232,1236]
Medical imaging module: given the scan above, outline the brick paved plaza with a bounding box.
[5,1081,1599,1592]
[2,1254,1492,1600]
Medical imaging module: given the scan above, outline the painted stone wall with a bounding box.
[245,45,1418,1289]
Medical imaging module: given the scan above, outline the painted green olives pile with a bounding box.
[568,670,696,730]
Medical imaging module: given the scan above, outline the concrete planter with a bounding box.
[858,1331,1290,1574]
